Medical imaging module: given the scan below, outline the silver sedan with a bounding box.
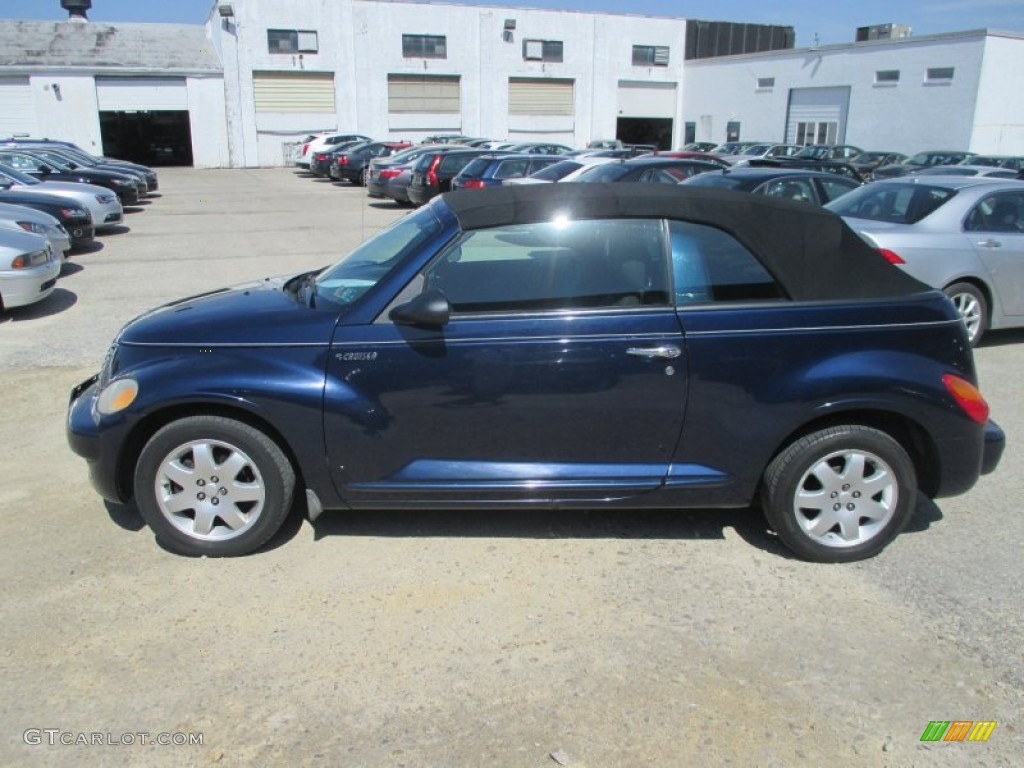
[0,202,71,256]
[828,176,1024,345]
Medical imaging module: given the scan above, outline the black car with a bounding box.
[849,151,907,179]
[407,148,495,206]
[0,180,94,248]
[309,141,368,177]
[571,157,723,184]
[366,145,456,199]
[871,150,977,181]
[66,184,1003,562]
[36,146,159,193]
[329,142,412,185]
[681,167,861,205]
[747,157,865,181]
[0,149,142,205]
[451,153,562,190]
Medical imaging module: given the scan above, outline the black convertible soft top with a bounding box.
[441,183,930,302]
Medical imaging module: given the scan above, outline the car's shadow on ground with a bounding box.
[98,225,131,236]
[60,261,84,277]
[368,201,409,210]
[978,328,1024,347]
[70,241,104,255]
[103,491,946,560]
[0,288,77,322]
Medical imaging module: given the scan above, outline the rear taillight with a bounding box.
[337,156,348,165]
[878,248,905,265]
[314,153,327,161]
[427,156,442,186]
[460,179,486,189]
[943,374,990,424]
[302,143,310,155]
[380,170,401,180]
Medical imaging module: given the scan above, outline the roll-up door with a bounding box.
[785,87,851,145]
[253,72,335,113]
[617,81,677,118]
[0,77,39,137]
[95,78,188,111]
[387,74,460,114]
[508,78,574,116]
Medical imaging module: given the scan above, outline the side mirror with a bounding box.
[389,288,450,328]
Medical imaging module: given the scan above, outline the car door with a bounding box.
[965,190,1024,316]
[323,217,689,506]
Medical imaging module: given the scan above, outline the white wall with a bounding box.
[683,31,1015,155]
[972,35,1024,153]
[213,0,687,165]
[29,74,104,153]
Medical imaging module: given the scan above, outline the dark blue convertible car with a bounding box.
[68,184,1004,562]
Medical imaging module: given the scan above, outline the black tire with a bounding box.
[943,282,988,347]
[133,416,295,557]
[761,426,917,563]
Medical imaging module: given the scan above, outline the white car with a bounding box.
[295,132,372,168]
[0,202,71,256]
[0,229,61,311]
[0,166,123,231]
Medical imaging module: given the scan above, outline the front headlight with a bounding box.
[17,221,47,235]
[11,249,50,269]
[95,378,138,416]
[111,178,132,186]
[61,207,89,219]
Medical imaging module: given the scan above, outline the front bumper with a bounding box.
[0,256,60,308]
[67,374,126,502]
[113,186,140,206]
[66,220,95,247]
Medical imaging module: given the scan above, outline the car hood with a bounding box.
[119,275,339,347]
[0,187,87,210]
[27,180,114,199]
[0,228,50,257]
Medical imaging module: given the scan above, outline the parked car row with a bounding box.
[0,136,160,312]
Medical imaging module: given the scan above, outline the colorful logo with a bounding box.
[920,721,997,742]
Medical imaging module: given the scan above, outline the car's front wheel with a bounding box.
[944,281,988,347]
[761,426,917,562]
[134,416,295,556]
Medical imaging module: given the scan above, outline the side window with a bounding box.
[495,159,530,179]
[670,220,784,304]
[441,155,474,176]
[758,177,815,203]
[965,192,1024,233]
[817,177,859,203]
[422,219,670,313]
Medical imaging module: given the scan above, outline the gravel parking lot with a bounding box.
[1,168,1021,767]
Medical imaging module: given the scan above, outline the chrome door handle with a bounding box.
[977,239,1002,248]
[626,345,681,360]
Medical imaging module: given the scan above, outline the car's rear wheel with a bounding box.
[761,426,916,562]
[134,416,295,556]
[944,282,987,347]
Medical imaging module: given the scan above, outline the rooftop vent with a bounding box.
[60,0,92,22]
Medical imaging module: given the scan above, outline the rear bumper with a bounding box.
[982,419,1005,476]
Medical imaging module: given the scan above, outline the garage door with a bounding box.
[0,77,39,138]
[509,78,574,116]
[617,81,677,118]
[95,77,188,111]
[786,87,851,145]
[253,72,335,113]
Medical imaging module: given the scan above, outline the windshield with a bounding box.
[826,183,957,224]
[530,160,582,181]
[309,205,445,312]
[36,151,75,169]
[0,164,41,185]
[573,163,630,182]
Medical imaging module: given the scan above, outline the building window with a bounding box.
[795,121,838,145]
[756,77,775,90]
[267,29,319,54]
[926,67,955,83]
[402,34,447,59]
[726,121,741,142]
[632,45,670,66]
[523,39,563,62]
[387,74,460,113]
[875,69,900,85]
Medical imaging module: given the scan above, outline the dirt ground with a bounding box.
[1,168,1021,767]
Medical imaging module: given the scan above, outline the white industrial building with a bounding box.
[1,0,1021,168]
